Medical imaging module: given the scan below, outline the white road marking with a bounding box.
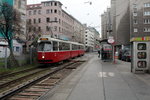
[97,72,115,78]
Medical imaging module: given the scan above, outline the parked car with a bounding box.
[121,51,131,62]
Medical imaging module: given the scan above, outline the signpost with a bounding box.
[108,37,115,44]
[108,36,115,63]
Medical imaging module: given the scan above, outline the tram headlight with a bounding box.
[42,56,45,59]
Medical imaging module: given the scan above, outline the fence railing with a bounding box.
[0,47,37,69]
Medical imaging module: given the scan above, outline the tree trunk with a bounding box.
[7,47,20,68]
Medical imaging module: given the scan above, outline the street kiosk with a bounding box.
[131,37,150,73]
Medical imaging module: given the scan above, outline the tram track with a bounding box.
[0,68,51,93]
[0,67,38,80]
[0,60,85,100]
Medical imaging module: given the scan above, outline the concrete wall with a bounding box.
[115,0,130,46]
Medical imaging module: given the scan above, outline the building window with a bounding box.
[133,4,137,8]
[38,18,41,23]
[34,19,36,24]
[144,3,150,8]
[51,9,53,13]
[33,27,36,32]
[133,19,138,24]
[16,47,20,52]
[46,9,50,14]
[38,10,41,14]
[144,27,150,32]
[133,12,137,16]
[59,19,61,24]
[46,17,50,23]
[59,27,61,32]
[46,26,50,31]
[59,11,61,15]
[54,17,57,21]
[44,2,50,6]
[144,11,150,16]
[29,27,32,32]
[28,19,32,24]
[54,2,57,6]
[144,19,150,24]
[29,11,32,15]
[54,26,57,31]
[38,27,41,31]
[134,28,138,32]
[54,9,57,13]
[33,10,36,15]
[51,2,53,6]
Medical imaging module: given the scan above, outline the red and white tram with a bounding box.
[37,35,85,64]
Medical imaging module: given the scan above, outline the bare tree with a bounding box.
[0,2,22,67]
[26,20,42,47]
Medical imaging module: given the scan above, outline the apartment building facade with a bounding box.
[0,0,26,55]
[101,0,130,49]
[84,25,100,52]
[84,28,94,52]
[14,0,27,40]
[102,0,150,48]
[101,8,111,40]
[27,0,85,43]
[90,27,101,51]
[130,0,150,38]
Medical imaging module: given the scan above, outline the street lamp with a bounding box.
[84,1,92,5]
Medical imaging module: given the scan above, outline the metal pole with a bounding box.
[5,47,7,69]
[30,47,32,64]
[113,44,116,64]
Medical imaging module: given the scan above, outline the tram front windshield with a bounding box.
[38,42,52,51]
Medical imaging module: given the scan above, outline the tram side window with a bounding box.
[72,44,78,50]
[59,42,70,51]
[77,45,80,50]
[53,41,58,51]
[79,45,84,50]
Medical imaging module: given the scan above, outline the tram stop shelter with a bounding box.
[99,39,113,62]
[130,36,150,73]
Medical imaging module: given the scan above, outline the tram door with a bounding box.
[132,42,150,73]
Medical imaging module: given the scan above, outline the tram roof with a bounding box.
[38,35,84,46]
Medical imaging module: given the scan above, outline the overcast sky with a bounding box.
[27,0,111,33]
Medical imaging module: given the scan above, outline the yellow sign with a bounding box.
[40,38,48,41]
[130,36,150,42]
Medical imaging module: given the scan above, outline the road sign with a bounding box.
[108,38,115,44]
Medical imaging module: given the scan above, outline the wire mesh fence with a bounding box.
[0,47,38,68]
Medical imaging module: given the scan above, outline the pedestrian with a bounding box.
[101,48,104,60]
[98,50,100,58]
[101,48,107,61]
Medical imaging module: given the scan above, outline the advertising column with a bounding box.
[132,40,150,73]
